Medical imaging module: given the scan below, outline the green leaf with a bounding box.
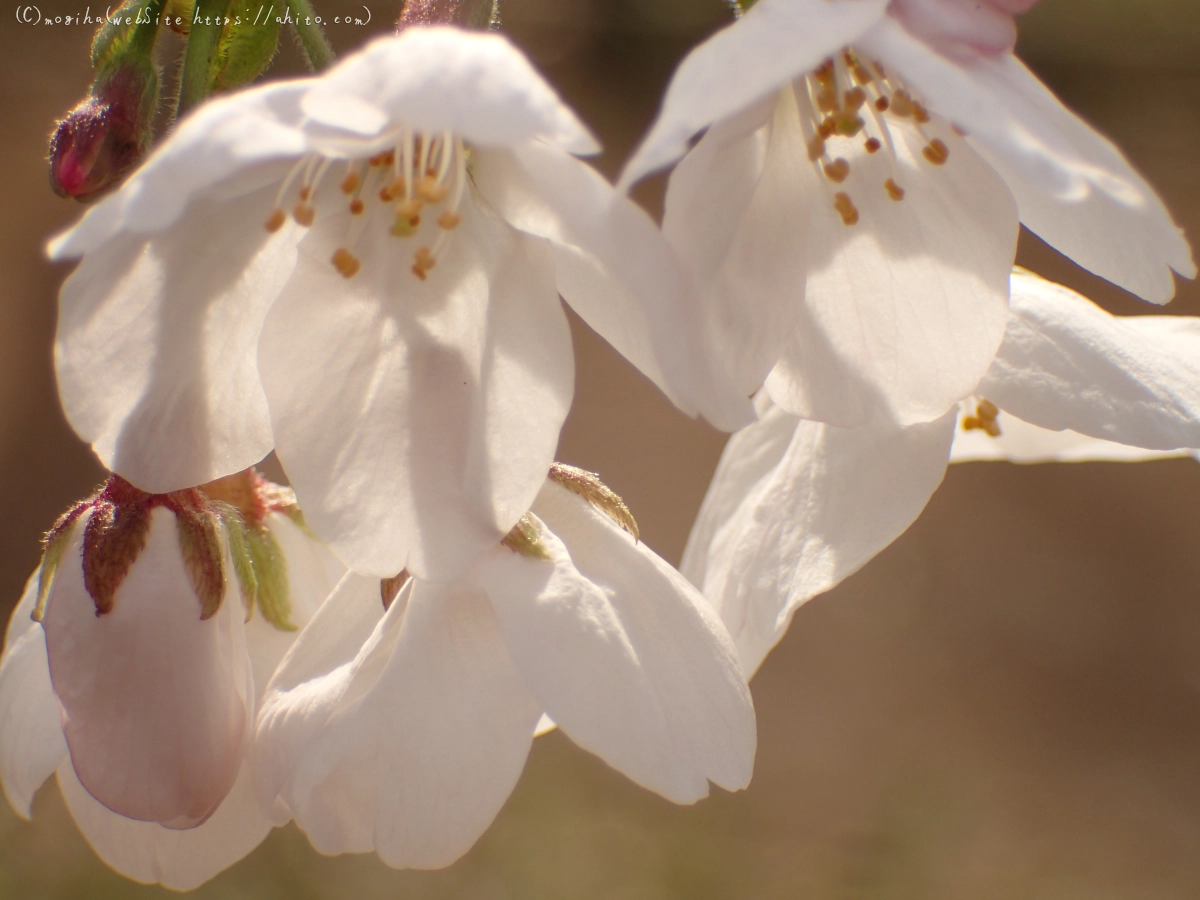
[217,501,258,620]
[247,526,296,631]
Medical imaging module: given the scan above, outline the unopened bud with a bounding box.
[49,60,158,201]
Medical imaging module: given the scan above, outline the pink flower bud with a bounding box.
[48,62,157,202]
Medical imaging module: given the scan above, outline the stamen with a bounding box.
[332,248,361,278]
[293,203,315,227]
[380,176,406,202]
[349,198,365,215]
[922,138,950,165]
[438,211,461,230]
[264,208,286,232]
[340,171,360,195]
[890,90,915,118]
[394,197,423,220]
[823,158,850,183]
[864,137,882,154]
[884,178,905,201]
[415,177,448,203]
[961,399,1001,437]
[412,246,436,280]
[833,192,859,226]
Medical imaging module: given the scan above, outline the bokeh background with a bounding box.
[2,0,1200,897]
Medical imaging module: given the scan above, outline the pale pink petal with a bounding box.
[979,271,1200,449]
[483,482,756,803]
[0,573,67,818]
[58,757,273,891]
[55,182,297,493]
[472,144,753,430]
[42,509,251,827]
[663,92,809,400]
[258,193,572,580]
[257,573,540,868]
[860,17,1195,301]
[301,29,598,155]
[765,95,1016,427]
[694,401,956,675]
[950,405,1192,463]
[620,0,890,187]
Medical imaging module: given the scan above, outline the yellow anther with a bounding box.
[807,136,826,161]
[815,88,838,113]
[814,60,835,85]
[264,208,286,232]
[368,151,394,168]
[379,177,406,203]
[962,399,1002,437]
[293,204,315,227]
[823,158,850,183]
[394,197,423,220]
[874,96,890,112]
[872,61,887,78]
[890,91,916,117]
[852,64,872,85]
[913,102,931,124]
[415,177,448,204]
[818,118,837,138]
[884,178,905,201]
[298,186,312,202]
[833,192,859,226]
[438,211,461,230]
[922,139,950,166]
[412,246,436,280]
[331,248,361,278]
[864,137,882,154]
[843,87,866,112]
[349,198,365,215]
[340,172,360,195]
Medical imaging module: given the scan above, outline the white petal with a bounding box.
[620,0,890,187]
[55,182,298,493]
[663,89,810,400]
[765,95,1016,427]
[483,481,756,803]
[978,271,1200,450]
[49,83,309,258]
[259,196,572,580]
[244,513,346,695]
[681,394,800,591]
[252,571,385,823]
[860,18,1196,302]
[302,29,597,155]
[258,573,540,869]
[472,144,753,430]
[950,405,1191,463]
[42,509,252,827]
[697,403,956,675]
[58,757,273,891]
[0,573,68,818]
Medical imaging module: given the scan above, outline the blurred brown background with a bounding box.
[2,0,1200,897]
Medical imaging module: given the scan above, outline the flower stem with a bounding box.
[397,0,499,30]
[176,0,231,117]
[286,0,336,71]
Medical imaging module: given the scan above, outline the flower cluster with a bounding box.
[2,0,1197,890]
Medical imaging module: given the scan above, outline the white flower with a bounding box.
[622,0,1195,429]
[48,27,749,584]
[253,475,756,869]
[0,478,343,890]
[684,269,1200,675]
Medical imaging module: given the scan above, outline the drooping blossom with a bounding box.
[49,26,750,585]
[622,0,1195,430]
[684,269,1200,675]
[254,468,756,869]
[0,472,343,890]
